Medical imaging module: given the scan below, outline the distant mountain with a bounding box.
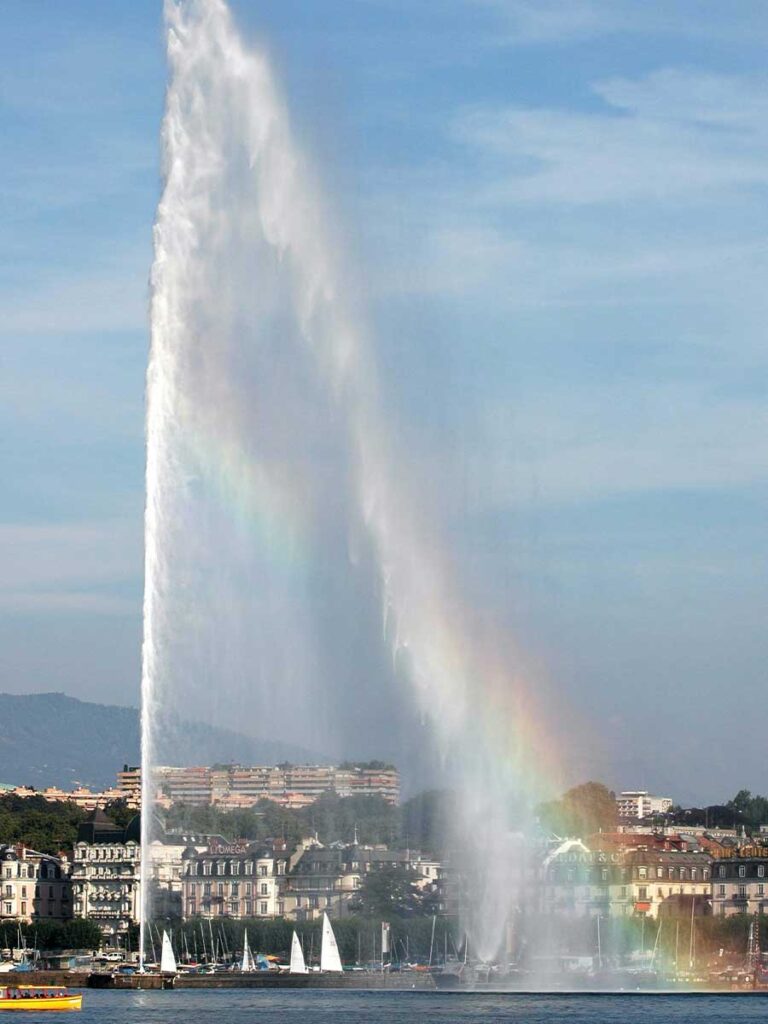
[0,692,324,791]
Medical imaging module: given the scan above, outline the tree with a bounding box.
[537,782,617,838]
[349,865,430,919]
[400,790,453,857]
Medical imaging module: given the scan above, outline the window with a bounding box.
[203,862,212,876]
[20,903,26,916]
[719,885,726,897]
[759,884,765,896]
[4,886,11,898]
[4,903,11,914]
[691,869,697,880]
[245,863,253,875]
[739,885,747,899]
[203,883,211,896]
[739,866,746,878]
[277,902,284,915]
[245,883,252,896]
[638,887,647,900]
[657,888,663,898]
[260,902,268,915]
[260,865,268,877]
[49,886,54,898]
[656,868,663,879]
[601,869,608,882]
[231,883,239,897]
[217,862,225,876]
[4,870,10,880]
[620,886,627,898]
[232,863,240,876]
[260,884,268,896]
[638,867,647,879]
[245,901,252,915]
[217,883,224,896]
[719,865,726,879]
[759,866,765,879]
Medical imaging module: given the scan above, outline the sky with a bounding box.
[2,0,767,805]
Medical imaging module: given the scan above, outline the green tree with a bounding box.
[350,865,431,918]
[537,781,617,838]
[400,790,453,856]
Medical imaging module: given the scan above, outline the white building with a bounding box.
[617,791,673,820]
[70,810,141,948]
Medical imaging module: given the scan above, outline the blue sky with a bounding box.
[2,0,767,802]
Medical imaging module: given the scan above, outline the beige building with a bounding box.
[182,839,292,920]
[0,845,71,924]
[181,836,443,923]
[710,851,768,916]
[539,840,711,919]
[144,762,400,810]
[11,785,129,812]
[115,766,141,808]
[71,811,141,948]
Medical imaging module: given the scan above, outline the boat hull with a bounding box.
[0,995,82,1011]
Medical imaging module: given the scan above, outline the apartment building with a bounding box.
[182,838,292,920]
[70,810,141,948]
[142,762,400,809]
[539,840,711,919]
[710,851,768,917]
[617,791,673,821]
[0,845,71,924]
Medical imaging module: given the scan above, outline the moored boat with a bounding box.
[0,986,82,1011]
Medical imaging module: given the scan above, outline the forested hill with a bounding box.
[0,692,321,790]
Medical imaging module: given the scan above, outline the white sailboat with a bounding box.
[290,931,308,974]
[160,930,178,974]
[241,929,257,973]
[319,913,343,972]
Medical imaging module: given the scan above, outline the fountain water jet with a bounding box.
[140,0,559,966]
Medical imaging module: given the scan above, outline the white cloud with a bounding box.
[454,70,768,206]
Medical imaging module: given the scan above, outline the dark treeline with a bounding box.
[163,789,454,855]
[669,790,768,832]
[0,795,135,856]
[0,919,102,952]
[536,782,768,837]
[3,781,768,862]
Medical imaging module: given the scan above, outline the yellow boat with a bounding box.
[0,986,82,1011]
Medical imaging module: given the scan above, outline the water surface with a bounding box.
[41,988,768,1024]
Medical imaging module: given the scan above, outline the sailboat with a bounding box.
[240,930,257,973]
[319,913,343,973]
[290,931,308,974]
[160,931,178,975]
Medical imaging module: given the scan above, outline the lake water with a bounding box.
[37,988,768,1023]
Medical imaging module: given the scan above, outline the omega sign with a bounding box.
[208,839,248,855]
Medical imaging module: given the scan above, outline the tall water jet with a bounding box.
[141,0,559,964]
